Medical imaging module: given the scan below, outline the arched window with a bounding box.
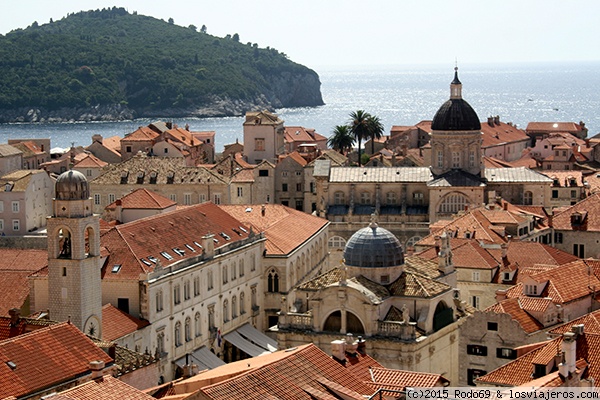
[523,191,533,205]
[439,193,468,214]
[267,269,279,293]
[185,317,191,342]
[223,299,229,323]
[174,322,182,347]
[334,191,345,205]
[451,151,461,168]
[231,262,237,281]
[222,265,228,284]
[232,296,238,319]
[157,332,164,354]
[195,312,201,337]
[239,259,245,277]
[240,292,246,315]
[328,236,346,250]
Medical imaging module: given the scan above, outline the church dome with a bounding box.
[344,222,404,268]
[55,169,90,200]
[431,68,481,131]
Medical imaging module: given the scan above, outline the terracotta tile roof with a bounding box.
[478,333,600,387]
[282,151,308,167]
[541,170,585,187]
[0,249,48,315]
[101,135,122,153]
[53,374,154,399]
[100,202,252,280]
[0,169,47,192]
[0,144,22,157]
[485,297,544,333]
[368,367,449,390]
[74,153,108,168]
[219,204,328,256]
[0,322,113,399]
[101,304,149,341]
[526,122,585,134]
[0,316,56,341]
[285,126,321,144]
[548,310,600,336]
[105,188,176,211]
[527,260,600,304]
[552,193,600,231]
[165,127,201,147]
[481,119,529,148]
[123,126,160,141]
[177,343,378,399]
[308,150,348,167]
[230,168,255,183]
[11,141,45,156]
[387,270,451,298]
[244,110,283,126]
[483,156,518,169]
[92,155,228,186]
[518,297,553,313]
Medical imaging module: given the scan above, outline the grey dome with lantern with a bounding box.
[55,169,90,201]
[343,221,404,268]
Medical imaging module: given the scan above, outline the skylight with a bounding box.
[111,264,122,273]
[160,251,174,260]
[193,241,203,249]
[148,256,158,264]
[185,244,196,252]
[213,238,219,244]
[141,258,152,266]
[219,232,231,241]
[173,248,185,256]
[239,226,248,233]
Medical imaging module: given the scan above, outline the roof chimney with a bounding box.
[558,332,577,378]
[495,289,508,302]
[8,308,20,326]
[331,339,346,364]
[494,115,500,125]
[202,234,215,259]
[89,360,105,380]
[487,116,494,126]
[356,336,366,355]
[261,204,266,217]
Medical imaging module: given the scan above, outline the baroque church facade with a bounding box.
[315,68,553,249]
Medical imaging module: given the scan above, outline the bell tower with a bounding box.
[47,168,102,338]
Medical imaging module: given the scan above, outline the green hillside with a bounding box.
[0,7,323,121]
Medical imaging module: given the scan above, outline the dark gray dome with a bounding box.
[431,99,481,131]
[55,169,89,200]
[344,223,404,268]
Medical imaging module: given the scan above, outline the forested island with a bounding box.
[0,7,324,123]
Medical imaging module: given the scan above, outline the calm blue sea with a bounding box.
[0,62,598,152]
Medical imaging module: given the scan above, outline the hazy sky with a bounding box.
[1,1,599,68]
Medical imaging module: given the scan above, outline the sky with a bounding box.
[1,1,599,69]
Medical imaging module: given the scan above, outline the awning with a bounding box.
[223,330,270,357]
[175,346,226,371]
[237,323,278,352]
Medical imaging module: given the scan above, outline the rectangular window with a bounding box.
[437,151,443,168]
[469,150,475,167]
[200,194,206,203]
[472,271,480,282]
[573,243,585,258]
[183,193,192,205]
[282,183,288,192]
[295,200,303,210]
[571,190,577,198]
[94,194,101,205]
[467,369,487,386]
[310,182,316,194]
[86,169,93,177]
[12,219,19,231]
[0,201,3,212]
[213,193,221,205]
[170,194,177,202]
[452,151,460,168]
[207,270,214,290]
[255,138,265,151]
[184,281,190,300]
[471,295,480,309]
[552,190,559,199]
[496,348,517,359]
[11,201,19,213]
[295,171,302,176]
[174,285,181,305]
[0,220,3,231]
[194,277,200,297]
[156,291,163,312]
[117,298,130,314]
[296,183,302,192]
[259,169,269,177]
[126,146,132,153]
[487,322,498,331]
[237,187,243,197]
[467,344,488,356]
[108,194,115,203]
[554,232,563,243]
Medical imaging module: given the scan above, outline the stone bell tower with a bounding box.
[47,168,102,338]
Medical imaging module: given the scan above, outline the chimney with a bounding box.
[501,243,508,259]
[115,199,123,222]
[495,289,508,302]
[558,331,577,378]
[8,308,20,326]
[487,116,494,126]
[356,336,366,355]
[202,234,215,259]
[331,339,346,363]
[92,134,103,144]
[494,115,500,125]
[261,204,266,217]
[108,344,116,360]
[503,201,508,211]
[585,139,590,149]
[89,360,105,380]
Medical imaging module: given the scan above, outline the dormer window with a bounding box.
[552,177,559,186]
[166,171,175,184]
[120,171,129,184]
[137,171,145,184]
[525,284,538,295]
[571,212,583,225]
[149,171,158,184]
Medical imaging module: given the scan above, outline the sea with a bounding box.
[0,61,598,153]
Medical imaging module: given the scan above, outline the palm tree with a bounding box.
[348,110,371,166]
[367,114,385,155]
[328,125,355,154]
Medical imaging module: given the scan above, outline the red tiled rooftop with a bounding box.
[526,122,584,133]
[0,322,113,399]
[53,374,154,399]
[105,188,176,211]
[219,204,328,256]
[485,297,544,334]
[101,304,149,341]
[0,249,48,316]
[74,153,108,169]
[123,126,160,141]
[552,193,600,231]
